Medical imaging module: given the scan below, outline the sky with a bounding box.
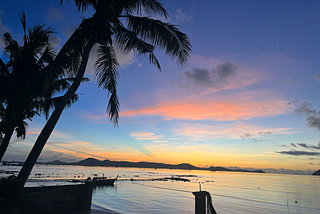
[1,0,320,174]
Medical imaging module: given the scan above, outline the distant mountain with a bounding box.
[74,158,200,170]
[77,158,106,166]
[44,158,265,173]
[209,166,231,171]
[208,166,265,173]
[45,160,64,165]
[312,169,320,175]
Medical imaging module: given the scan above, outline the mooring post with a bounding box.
[192,191,207,214]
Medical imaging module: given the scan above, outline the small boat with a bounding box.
[89,175,118,186]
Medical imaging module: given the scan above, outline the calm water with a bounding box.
[1,164,319,214]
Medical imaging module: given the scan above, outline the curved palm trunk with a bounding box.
[17,38,95,187]
[0,125,15,162]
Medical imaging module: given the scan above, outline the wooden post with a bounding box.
[193,191,207,214]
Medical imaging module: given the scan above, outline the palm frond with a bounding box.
[123,0,168,19]
[18,11,27,38]
[37,45,56,68]
[60,0,95,13]
[115,25,161,70]
[0,58,9,76]
[40,93,79,119]
[95,44,120,124]
[15,120,28,139]
[3,33,21,62]
[45,18,93,80]
[27,23,55,55]
[127,16,192,65]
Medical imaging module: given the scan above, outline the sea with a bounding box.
[1,164,319,214]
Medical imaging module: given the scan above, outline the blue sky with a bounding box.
[1,0,320,174]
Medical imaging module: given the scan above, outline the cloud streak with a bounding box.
[44,140,153,162]
[173,121,292,141]
[277,142,320,157]
[121,90,289,121]
[276,151,320,156]
[130,132,163,141]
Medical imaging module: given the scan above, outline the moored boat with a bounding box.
[89,175,118,186]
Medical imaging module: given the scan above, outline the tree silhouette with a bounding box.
[0,12,86,162]
[17,0,191,186]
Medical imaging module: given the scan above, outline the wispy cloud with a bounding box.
[175,8,193,23]
[27,128,74,140]
[277,142,320,157]
[291,142,320,150]
[173,120,292,141]
[47,142,106,159]
[44,140,152,162]
[121,90,289,121]
[276,151,320,156]
[130,132,163,141]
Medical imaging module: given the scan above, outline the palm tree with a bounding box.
[17,0,191,186]
[0,13,86,162]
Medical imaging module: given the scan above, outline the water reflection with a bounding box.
[1,164,320,213]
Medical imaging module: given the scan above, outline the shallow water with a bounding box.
[1,164,319,214]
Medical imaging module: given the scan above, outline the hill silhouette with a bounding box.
[44,158,265,173]
[312,169,320,175]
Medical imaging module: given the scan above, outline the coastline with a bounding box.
[34,158,266,174]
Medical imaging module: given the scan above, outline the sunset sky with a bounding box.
[1,0,320,174]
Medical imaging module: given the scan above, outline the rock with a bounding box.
[312,169,320,175]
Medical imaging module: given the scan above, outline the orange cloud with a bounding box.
[121,90,289,121]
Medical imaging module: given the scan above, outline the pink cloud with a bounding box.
[121,90,289,121]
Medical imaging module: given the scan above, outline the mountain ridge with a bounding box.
[43,158,265,173]
[312,169,320,175]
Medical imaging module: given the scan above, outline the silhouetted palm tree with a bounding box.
[17,0,191,186]
[0,13,86,162]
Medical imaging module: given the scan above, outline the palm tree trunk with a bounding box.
[17,38,95,187]
[0,125,15,162]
